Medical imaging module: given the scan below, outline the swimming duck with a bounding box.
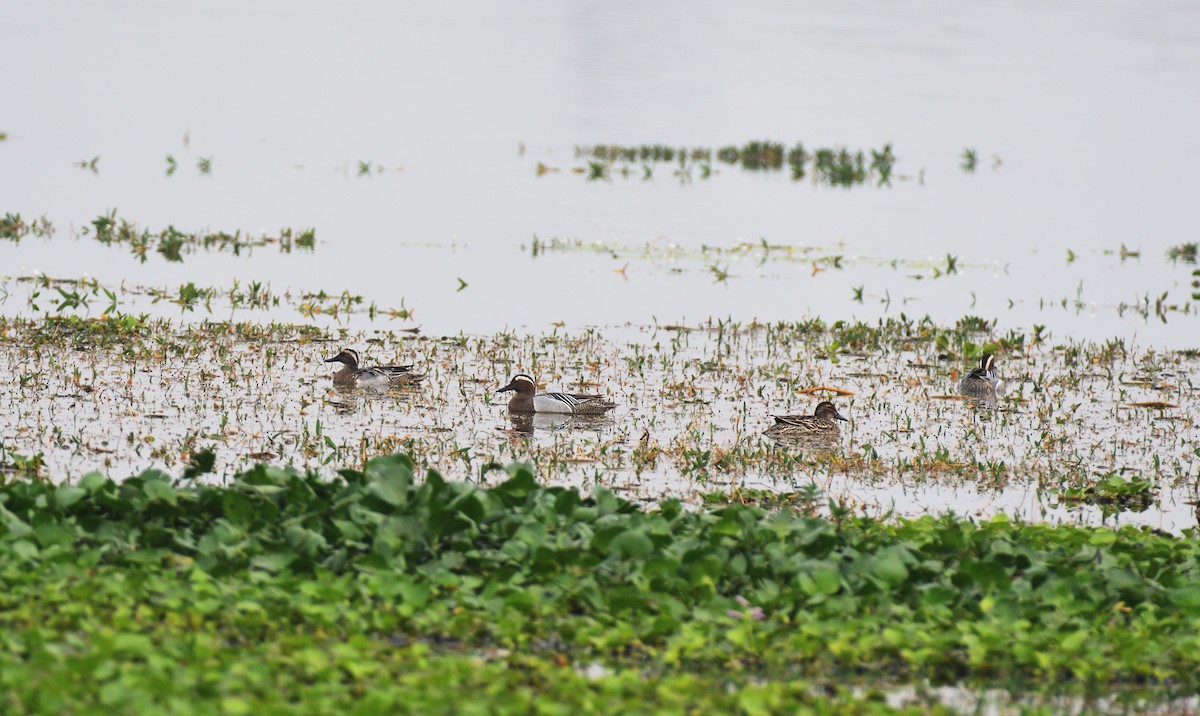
[325,348,425,389]
[959,353,1005,400]
[497,374,616,415]
[764,401,849,437]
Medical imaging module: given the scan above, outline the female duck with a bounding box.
[764,401,849,437]
[497,374,616,415]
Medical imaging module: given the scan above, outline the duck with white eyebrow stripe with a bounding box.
[497,374,616,415]
[958,353,1006,400]
[325,348,425,389]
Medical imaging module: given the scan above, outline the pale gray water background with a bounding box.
[2,1,1200,533]
[3,0,1200,342]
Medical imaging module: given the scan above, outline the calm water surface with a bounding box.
[2,2,1199,532]
[3,0,1200,342]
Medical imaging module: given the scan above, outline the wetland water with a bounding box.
[2,2,1199,531]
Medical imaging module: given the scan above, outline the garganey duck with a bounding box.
[497,374,616,415]
[764,401,849,437]
[325,348,425,389]
[958,353,1005,400]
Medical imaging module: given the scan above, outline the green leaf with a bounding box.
[610,528,654,558]
[222,490,256,527]
[366,454,414,507]
[494,465,538,504]
[285,524,327,558]
[1169,584,1200,614]
[79,471,109,493]
[54,485,87,510]
[801,565,841,596]
[142,479,178,506]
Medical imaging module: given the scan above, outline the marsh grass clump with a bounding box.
[1167,243,1198,263]
[78,209,316,262]
[563,140,900,188]
[75,155,99,173]
[961,147,978,172]
[1059,472,1155,514]
[0,212,54,242]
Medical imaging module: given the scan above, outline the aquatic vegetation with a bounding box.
[79,209,316,262]
[960,148,977,172]
[0,311,1194,533]
[557,141,901,187]
[1167,243,1198,263]
[0,455,1197,712]
[1059,473,1155,513]
[75,155,99,173]
[0,212,54,242]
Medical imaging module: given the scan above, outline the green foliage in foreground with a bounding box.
[1,456,1199,714]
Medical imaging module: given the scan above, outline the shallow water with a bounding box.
[1,320,1195,532]
[3,1,1200,342]
[1,2,1199,533]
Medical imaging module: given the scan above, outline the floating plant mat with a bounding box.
[1,456,1199,711]
[1,313,1195,531]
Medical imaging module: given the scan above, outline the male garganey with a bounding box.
[497,374,616,415]
[764,401,849,437]
[325,348,425,389]
[958,353,1005,400]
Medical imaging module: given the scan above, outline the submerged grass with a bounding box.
[0,311,1196,531]
[1,454,1198,713]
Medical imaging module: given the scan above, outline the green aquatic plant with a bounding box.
[1059,473,1156,513]
[0,212,53,242]
[0,455,1198,713]
[961,148,977,172]
[1167,243,1198,263]
[76,210,317,262]
[564,141,902,188]
[75,155,99,173]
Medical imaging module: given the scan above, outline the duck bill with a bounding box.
[835,411,849,422]
[497,380,516,393]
